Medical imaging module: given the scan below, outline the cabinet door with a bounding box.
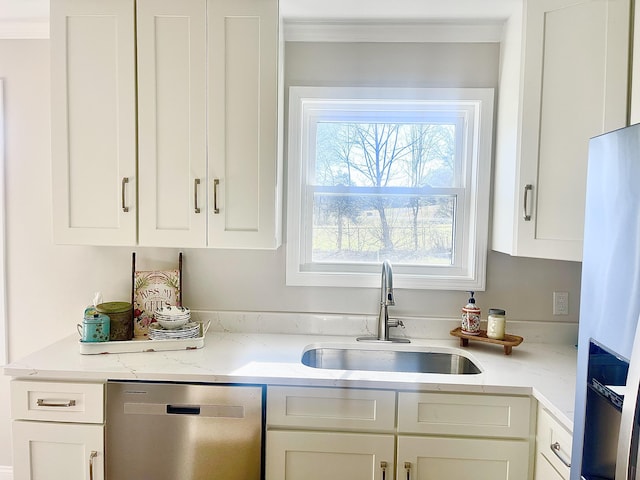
[492,0,629,261]
[207,0,282,249]
[266,430,394,480]
[534,406,571,480]
[50,0,137,246]
[137,0,207,247]
[398,436,529,480]
[13,421,104,480]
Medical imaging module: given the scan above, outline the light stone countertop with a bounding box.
[4,329,577,431]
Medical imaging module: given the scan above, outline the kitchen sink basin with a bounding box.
[301,345,482,375]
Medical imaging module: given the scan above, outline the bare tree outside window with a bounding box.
[313,121,458,265]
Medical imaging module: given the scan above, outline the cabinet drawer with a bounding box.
[536,405,572,479]
[11,380,104,423]
[397,392,531,438]
[267,386,396,432]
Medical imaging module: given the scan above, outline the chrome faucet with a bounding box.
[377,259,395,340]
[357,260,410,343]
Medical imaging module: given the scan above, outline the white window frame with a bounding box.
[0,79,6,364]
[286,86,494,290]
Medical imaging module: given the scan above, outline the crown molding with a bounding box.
[0,18,49,39]
[283,20,505,43]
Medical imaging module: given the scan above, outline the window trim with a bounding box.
[286,86,494,290]
[0,79,7,364]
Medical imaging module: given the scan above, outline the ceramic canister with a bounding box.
[97,301,133,341]
[77,313,110,342]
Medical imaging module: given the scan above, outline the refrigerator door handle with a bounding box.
[616,316,640,479]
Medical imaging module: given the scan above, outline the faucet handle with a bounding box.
[387,318,404,329]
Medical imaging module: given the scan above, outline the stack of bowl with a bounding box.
[153,306,191,329]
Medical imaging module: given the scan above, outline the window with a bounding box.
[286,87,494,290]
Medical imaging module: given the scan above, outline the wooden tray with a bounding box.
[450,327,523,355]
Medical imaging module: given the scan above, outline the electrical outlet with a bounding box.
[553,291,569,315]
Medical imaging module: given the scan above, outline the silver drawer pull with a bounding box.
[121,177,129,213]
[213,178,220,214]
[380,461,387,480]
[405,462,411,480]
[523,184,533,221]
[37,398,76,407]
[551,441,571,468]
[89,451,97,480]
[194,179,201,214]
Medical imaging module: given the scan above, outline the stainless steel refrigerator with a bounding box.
[572,123,640,480]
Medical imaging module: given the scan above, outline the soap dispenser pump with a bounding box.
[461,291,481,335]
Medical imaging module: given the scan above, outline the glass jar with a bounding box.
[487,308,506,340]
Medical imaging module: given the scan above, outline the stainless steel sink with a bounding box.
[301,345,481,375]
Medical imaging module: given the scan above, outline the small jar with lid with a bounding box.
[487,309,506,340]
[97,301,133,341]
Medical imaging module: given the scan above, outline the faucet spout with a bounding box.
[378,260,394,340]
[356,260,410,343]
[381,259,395,307]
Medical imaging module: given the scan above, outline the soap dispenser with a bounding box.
[461,291,481,335]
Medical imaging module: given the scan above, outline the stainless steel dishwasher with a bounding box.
[106,381,264,480]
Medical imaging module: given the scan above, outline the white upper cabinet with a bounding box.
[630,4,640,124]
[51,0,282,249]
[492,0,630,262]
[51,0,137,246]
[137,0,208,247]
[207,0,282,249]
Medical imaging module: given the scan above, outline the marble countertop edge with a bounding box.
[3,330,577,430]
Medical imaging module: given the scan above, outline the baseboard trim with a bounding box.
[0,465,13,480]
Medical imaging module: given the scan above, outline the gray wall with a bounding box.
[0,39,582,468]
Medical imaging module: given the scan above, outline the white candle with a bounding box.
[487,309,506,340]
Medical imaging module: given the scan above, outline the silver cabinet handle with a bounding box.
[194,179,201,214]
[523,184,533,221]
[213,178,220,214]
[404,462,411,480]
[37,398,76,407]
[380,461,387,480]
[551,442,571,468]
[121,177,129,212]
[89,451,97,480]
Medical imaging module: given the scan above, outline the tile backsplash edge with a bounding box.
[191,310,578,345]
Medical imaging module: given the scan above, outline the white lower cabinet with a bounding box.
[267,431,394,480]
[12,421,104,480]
[397,392,531,480]
[266,386,532,480]
[533,405,572,480]
[398,436,529,480]
[10,380,105,480]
